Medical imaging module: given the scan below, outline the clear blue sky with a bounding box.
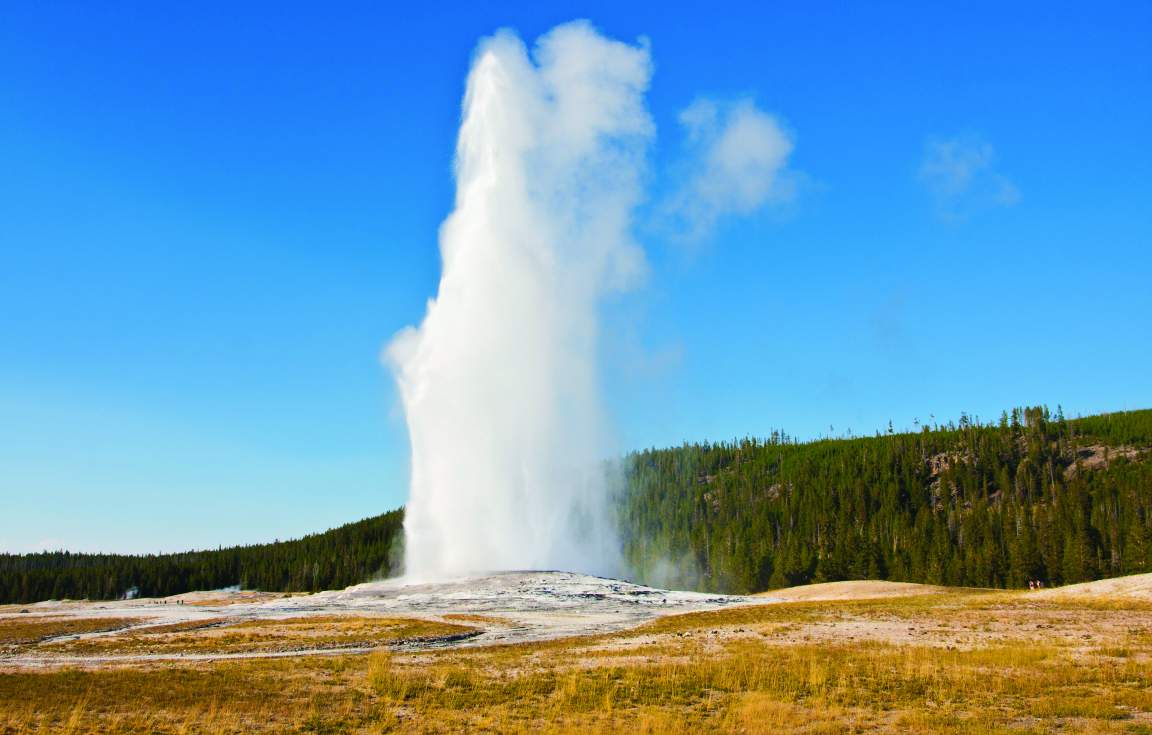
[2,2,1149,553]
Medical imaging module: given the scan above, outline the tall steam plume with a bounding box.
[386,22,653,579]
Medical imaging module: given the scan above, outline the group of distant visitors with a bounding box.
[1027,580,1046,590]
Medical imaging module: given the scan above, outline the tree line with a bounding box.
[1,407,1149,603]
[0,510,403,604]
[618,407,1152,593]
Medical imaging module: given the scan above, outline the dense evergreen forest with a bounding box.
[0,510,403,604]
[1,407,1149,603]
[620,407,1152,593]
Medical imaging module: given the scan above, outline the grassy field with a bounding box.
[38,615,477,656]
[3,588,1152,734]
[0,617,138,648]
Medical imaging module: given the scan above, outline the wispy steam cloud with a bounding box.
[386,24,807,581]
[667,98,797,240]
[919,134,1020,220]
[386,21,652,579]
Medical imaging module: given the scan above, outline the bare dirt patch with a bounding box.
[756,579,956,602]
[1033,572,1152,601]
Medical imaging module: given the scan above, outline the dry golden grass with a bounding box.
[3,591,1152,733]
[40,615,476,656]
[0,617,137,647]
[123,618,231,635]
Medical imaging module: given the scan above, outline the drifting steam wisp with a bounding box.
[386,22,653,579]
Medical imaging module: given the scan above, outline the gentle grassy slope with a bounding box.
[0,510,405,604]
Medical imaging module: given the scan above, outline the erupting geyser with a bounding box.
[386,22,653,579]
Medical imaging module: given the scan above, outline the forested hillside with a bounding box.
[0,510,403,604]
[2,408,1149,603]
[619,407,1152,593]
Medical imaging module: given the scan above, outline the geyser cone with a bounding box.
[386,22,653,580]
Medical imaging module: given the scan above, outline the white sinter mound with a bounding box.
[282,571,757,644]
[0,572,766,665]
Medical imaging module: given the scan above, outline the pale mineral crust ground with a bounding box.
[4,571,1151,670]
[0,571,767,666]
